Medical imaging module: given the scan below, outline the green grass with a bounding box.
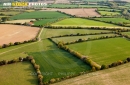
[0,39,91,82]
[98,11,121,16]
[34,19,58,26]
[68,38,130,65]
[122,32,130,36]
[94,18,130,24]
[41,28,111,39]
[52,34,117,43]
[97,8,121,12]
[10,11,70,20]
[52,18,120,27]
[0,62,38,85]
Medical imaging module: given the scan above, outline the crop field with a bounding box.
[52,34,117,43]
[41,28,111,39]
[94,18,130,24]
[0,62,38,85]
[52,18,120,27]
[52,63,130,85]
[97,8,121,12]
[0,24,39,45]
[54,8,101,17]
[34,18,58,26]
[67,38,130,65]
[10,11,70,20]
[98,11,121,16]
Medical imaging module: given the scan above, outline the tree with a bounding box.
[1,17,9,22]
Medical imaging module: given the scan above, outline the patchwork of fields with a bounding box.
[0,2,130,85]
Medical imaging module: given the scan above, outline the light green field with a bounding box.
[52,34,117,43]
[52,18,120,27]
[41,28,111,39]
[68,38,130,65]
[52,63,130,85]
[10,11,70,20]
[98,11,121,16]
[122,32,130,36]
[94,18,130,24]
[0,62,38,85]
[97,8,121,12]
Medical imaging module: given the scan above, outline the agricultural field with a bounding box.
[0,62,38,85]
[98,11,121,16]
[52,18,120,27]
[5,19,36,24]
[0,24,39,45]
[10,11,70,20]
[67,38,130,65]
[94,18,130,24]
[52,63,130,85]
[41,28,111,39]
[34,18,58,26]
[1,1,130,85]
[52,34,117,43]
[53,8,101,17]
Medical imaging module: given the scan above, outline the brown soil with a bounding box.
[0,24,40,45]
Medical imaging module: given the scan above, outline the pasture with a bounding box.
[98,11,121,16]
[5,19,36,24]
[68,38,130,65]
[52,18,120,27]
[0,11,21,15]
[52,34,117,43]
[94,18,130,24]
[0,62,38,85]
[0,24,39,45]
[41,28,111,39]
[10,11,70,20]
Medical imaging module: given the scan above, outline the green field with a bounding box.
[10,11,70,20]
[97,8,121,12]
[68,38,130,65]
[34,18,58,26]
[41,28,111,39]
[98,11,121,16]
[0,38,91,82]
[52,34,117,43]
[0,62,38,85]
[122,32,130,36]
[94,18,130,24]
[52,18,120,27]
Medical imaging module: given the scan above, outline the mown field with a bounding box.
[67,38,130,65]
[0,11,21,15]
[52,62,130,85]
[98,11,121,16]
[94,18,130,24]
[41,28,111,39]
[52,18,120,27]
[10,11,70,20]
[0,62,38,85]
[52,34,117,43]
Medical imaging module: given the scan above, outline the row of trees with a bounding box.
[0,38,37,49]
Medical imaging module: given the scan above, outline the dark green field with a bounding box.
[10,11,70,20]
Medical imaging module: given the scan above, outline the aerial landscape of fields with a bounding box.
[0,0,130,85]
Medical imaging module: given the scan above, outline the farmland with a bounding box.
[94,18,130,24]
[52,18,120,27]
[68,38,130,65]
[0,24,39,45]
[51,63,130,85]
[0,0,130,85]
[0,62,38,85]
[10,11,70,20]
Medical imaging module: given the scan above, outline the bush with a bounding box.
[50,78,56,83]
[34,64,40,69]
[31,59,35,64]
[101,64,107,70]
[2,44,8,48]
